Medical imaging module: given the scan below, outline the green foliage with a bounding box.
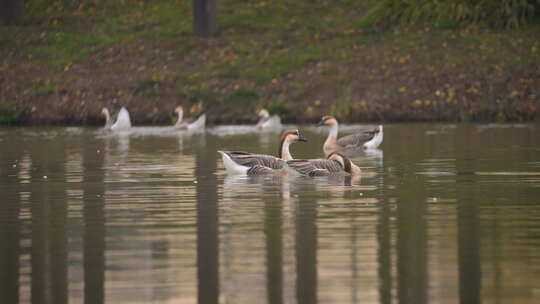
[18,0,191,65]
[180,85,222,103]
[0,104,22,125]
[266,99,291,118]
[331,87,352,119]
[362,0,540,28]
[135,73,168,98]
[35,79,56,95]
[219,44,325,85]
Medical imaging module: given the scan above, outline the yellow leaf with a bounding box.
[225,54,238,62]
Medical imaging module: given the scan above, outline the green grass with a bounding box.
[180,85,223,104]
[3,0,192,65]
[217,42,327,85]
[360,0,540,29]
[35,79,56,95]
[221,88,259,110]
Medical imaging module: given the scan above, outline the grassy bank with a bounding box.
[0,0,539,125]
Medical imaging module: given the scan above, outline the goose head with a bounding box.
[281,129,307,143]
[317,115,338,126]
[278,129,307,160]
[257,109,270,120]
[327,152,361,176]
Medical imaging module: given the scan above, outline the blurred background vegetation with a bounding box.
[8,0,538,28]
[364,0,540,29]
[1,0,539,125]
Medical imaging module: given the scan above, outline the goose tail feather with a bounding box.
[218,151,248,175]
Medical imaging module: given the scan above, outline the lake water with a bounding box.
[1,123,539,304]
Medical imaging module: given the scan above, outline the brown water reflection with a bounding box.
[0,124,539,304]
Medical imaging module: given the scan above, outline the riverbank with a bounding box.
[1,0,539,125]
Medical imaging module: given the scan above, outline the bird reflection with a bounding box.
[342,148,383,167]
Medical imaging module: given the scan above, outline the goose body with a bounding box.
[318,116,383,156]
[218,151,283,175]
[102,107,132,131]
[218,130,307,175]
[286,152,361,177]
[174,106,206,131]
[256,109,282,131]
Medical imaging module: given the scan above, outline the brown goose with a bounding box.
[285,152,361,177]
[218,130,307,175]
[318,116,383,156]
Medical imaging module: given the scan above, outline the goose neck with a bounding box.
[103,110,112,128]
[325,123,339,146]
[350,163,362,176]
[175,111,184,126]
[279,137,294,161]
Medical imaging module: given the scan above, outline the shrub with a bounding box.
[0,104,22,125]
[362,0,540,29]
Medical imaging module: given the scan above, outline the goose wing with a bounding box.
[247,165,275,175]
[188,114,206,130]
[337,128,379,148]
[286,159,343,176]
[111,107,132,131]
[224,151,284,169]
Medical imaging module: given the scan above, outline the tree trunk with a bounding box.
[193,0,217,37]
[0,0,23,25]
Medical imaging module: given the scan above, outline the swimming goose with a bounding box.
[218,129,307,175]
[102,107,132,131]
[286,152,361,177]
[318,116,383,156]
[174,106,206,131]
[256,109,282,131]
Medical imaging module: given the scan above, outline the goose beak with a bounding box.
[298,134,308,142]
[317,119,325,126]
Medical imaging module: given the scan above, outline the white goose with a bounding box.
[218,129,307,175]
[255,109,282,131]
[286,152,361,177]
[102,107,132,131]
[174,106,206,131]
[318,115,383,156]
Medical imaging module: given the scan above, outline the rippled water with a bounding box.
[1,123,539,304]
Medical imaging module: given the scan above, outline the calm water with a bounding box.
[1,123,539,304]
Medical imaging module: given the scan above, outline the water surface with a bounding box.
[1,123,539,304]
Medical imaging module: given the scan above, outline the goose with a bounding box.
[286,152,361,177]
[256,109,282,131]
[318,115,383,156]
[174,106,206,131]
[218,129,307,175]
[102,107,132,131]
